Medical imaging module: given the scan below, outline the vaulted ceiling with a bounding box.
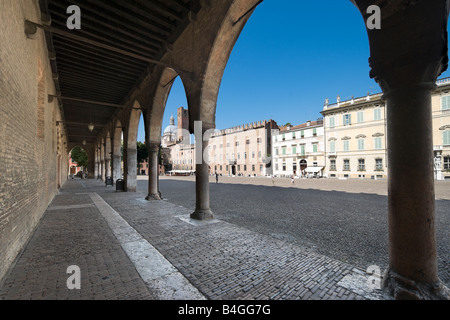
[40,0,201,144]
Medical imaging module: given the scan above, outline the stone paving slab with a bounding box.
[0,179,387,300]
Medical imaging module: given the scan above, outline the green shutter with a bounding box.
[357,111,364,123]
[442,96,450,110]
[444,131,450,145]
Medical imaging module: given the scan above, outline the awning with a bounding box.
[305,167,323,173]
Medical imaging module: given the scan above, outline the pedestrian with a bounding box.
[291,175,295,184]
[215,172,219,183]
[272,175,275,185]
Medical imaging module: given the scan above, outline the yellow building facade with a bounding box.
[321,78,450,180]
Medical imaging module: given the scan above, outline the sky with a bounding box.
[137,0,450,142]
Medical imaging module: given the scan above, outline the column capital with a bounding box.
[148,143,160,152]
[354,0,449,93]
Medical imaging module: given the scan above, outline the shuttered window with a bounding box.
[442,96,450,110]
[444,131,450,145]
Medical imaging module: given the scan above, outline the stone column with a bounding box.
[383,84,447,299]
[101,160,106,181]
[191,128,213,220]
[351,0,450,299]
[105,159,111,178]
[126,148,137,192]
[94,162,99,180]
[112,155,121,182]
[146,144,161,200]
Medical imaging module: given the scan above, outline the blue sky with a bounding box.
[138,0,450,142]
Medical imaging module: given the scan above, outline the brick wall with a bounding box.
[0,0,68,281]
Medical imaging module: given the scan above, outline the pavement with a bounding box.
[0,178,390,300]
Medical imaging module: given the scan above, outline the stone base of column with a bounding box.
[383,268,450,300]
[145,193,161,201]
[190,209,214,221]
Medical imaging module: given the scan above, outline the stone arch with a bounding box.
[189,0,260,128]
[127,101,142,149]
[147,67,179,145]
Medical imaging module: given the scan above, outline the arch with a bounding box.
[67,144,89,179]
[193,0,261,127]
[148,67,179,144]
[127,101,142,149]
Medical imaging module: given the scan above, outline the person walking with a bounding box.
[215,172,219,183]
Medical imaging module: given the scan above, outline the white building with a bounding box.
[272,120,325,177]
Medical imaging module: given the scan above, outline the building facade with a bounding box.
[320,77,450,180]
[207,120,279,177]
[272,120,325,177]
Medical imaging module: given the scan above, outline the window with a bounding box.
[358,159,365,171]
[243,165,247,171]
[246,139,250,145]
[375,158,383,171]
[313,144,318,153]
[442,96,450,111]
[235,141,239,147]
[374,137,382,149]
[330,141,336,153]
[258,151,262,158]
[282,163,286,171]
[238,153,241,159]
[357,111,364,123]
[282,147,286,155]
[343,114,351,126]
[275,149,278,156]
[226,165,229,171]
[300,145,305,156]
[252,152,255,159]
[292,133,296,139]
[313,128,317,136]
[237,165,241,171]
[252,165,255,172]
[444,156,450,170]
[329,116,335,128]
[226,143,230,148]
[301,130,305,138]
[374,108,381,120]
[358,139,365,151]
[282,134,285,141]
[244,152,247,159]
[444,131,450,145]
[260,164,263,171]
[275,164,278,171]
[257,137,262,144]
[343,159,350,171]
[292,146,296,154]
[343,140,349,151]
[330,159,336,171]
[293,162,297,172]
